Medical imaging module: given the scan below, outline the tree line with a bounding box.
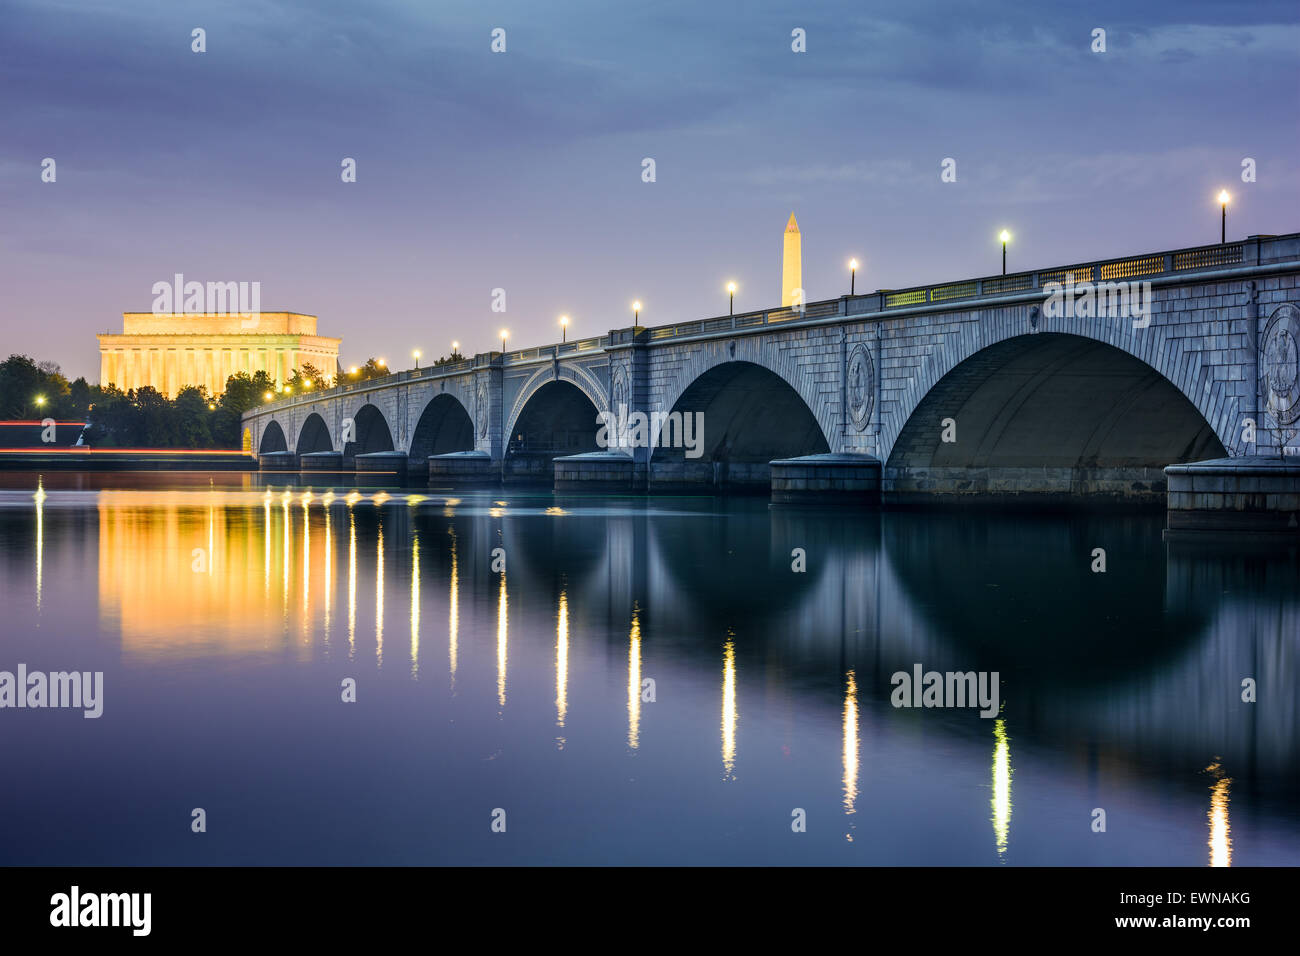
[0,353,459,449]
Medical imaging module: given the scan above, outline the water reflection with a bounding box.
[721,633,737,781]
[1,480,1296,865]
[496,572,508,709]
[33,477,44,611]
[628,603,641,751]
[410,533,420,679]
[842,670,858,838]
[556,589,568,742]
[1207,761,1232,867]
[375,522,385,668]
[992,718,1012,859]
[448,526,459,687]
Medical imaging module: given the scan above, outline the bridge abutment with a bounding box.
[770,453,882,504]
[1165,457,1300,538]
[428,450,498,486]
[554,451,636,492]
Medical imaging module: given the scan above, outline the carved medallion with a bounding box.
[846,343,874,431]
[1261,303,1300,426]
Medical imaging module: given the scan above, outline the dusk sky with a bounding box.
[3,0,1297,382]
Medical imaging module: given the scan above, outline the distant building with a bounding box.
[97,312,341,398]
[782,213,802,308]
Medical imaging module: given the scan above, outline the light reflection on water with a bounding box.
[0,474,1297,866]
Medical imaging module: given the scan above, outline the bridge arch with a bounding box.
[343,403,395,457]
[258,419,288,454]
[653,336,836,452]
[409,393,475,459]
[649,359,831,488]
[884,331,1227,498]
[505,364,608,443]
[505,380,602,478]
[297,412,332,454]
[878,304,1238,463]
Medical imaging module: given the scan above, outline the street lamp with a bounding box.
[376,358,386,368]
[349,366,359,377]
[560,315,569,342]
[264,391,273,402]
[412,349,421,369]
[726,282,736,316]
[999,230,1011,275]
[632,300,641,323]
[500,329,509,353]
[849,259,858,296]
[1218,190,1230,244]
[34,395,46,409]
[451,341,460,359]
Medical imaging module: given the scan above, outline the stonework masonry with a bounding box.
[242,234,1300,512]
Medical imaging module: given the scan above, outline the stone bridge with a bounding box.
[243,232,1300,508]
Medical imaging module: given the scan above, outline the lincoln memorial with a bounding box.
[97,312,342,398]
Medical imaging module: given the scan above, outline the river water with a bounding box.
[1,472,1296,865]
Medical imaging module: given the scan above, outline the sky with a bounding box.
[2,0,1298,382]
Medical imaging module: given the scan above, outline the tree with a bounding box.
[136,387,180,447]
[343,357,390,383]
[287,362,328,392]
[86,386,141,447]
[219,370,277,414]
[434,349,465,366]
[173,386,214,448]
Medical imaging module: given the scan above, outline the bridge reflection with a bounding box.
[9,483,1293,863]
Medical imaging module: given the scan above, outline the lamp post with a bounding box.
[412,349,421,370]
[726,282,736,316]
[560,315,569,342]
[451,341,460,360]
[1218,190,1230,244]
[632,301,641,324]
[999,230,1011,275]
[500,329,509,353]
[849,259,858,296]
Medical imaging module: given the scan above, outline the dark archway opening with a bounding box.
[409,394,475,459]
[342,404,395,458]
[258,420,287,454]
[506,381,601,479]
[884,333,1226,503]
[298,412,333,454]
[650,361,830,490]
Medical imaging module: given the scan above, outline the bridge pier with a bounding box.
[258,451,297,472]
[770,453,882,504]
[427,450,498,486]
[354,451,409,477]
[554,451,636,492]
[1164,457,1300,539]
[299,451,343,473]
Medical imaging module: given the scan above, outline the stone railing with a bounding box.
[253,232,1298,413]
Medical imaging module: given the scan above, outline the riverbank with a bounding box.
[0,449,255,471]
